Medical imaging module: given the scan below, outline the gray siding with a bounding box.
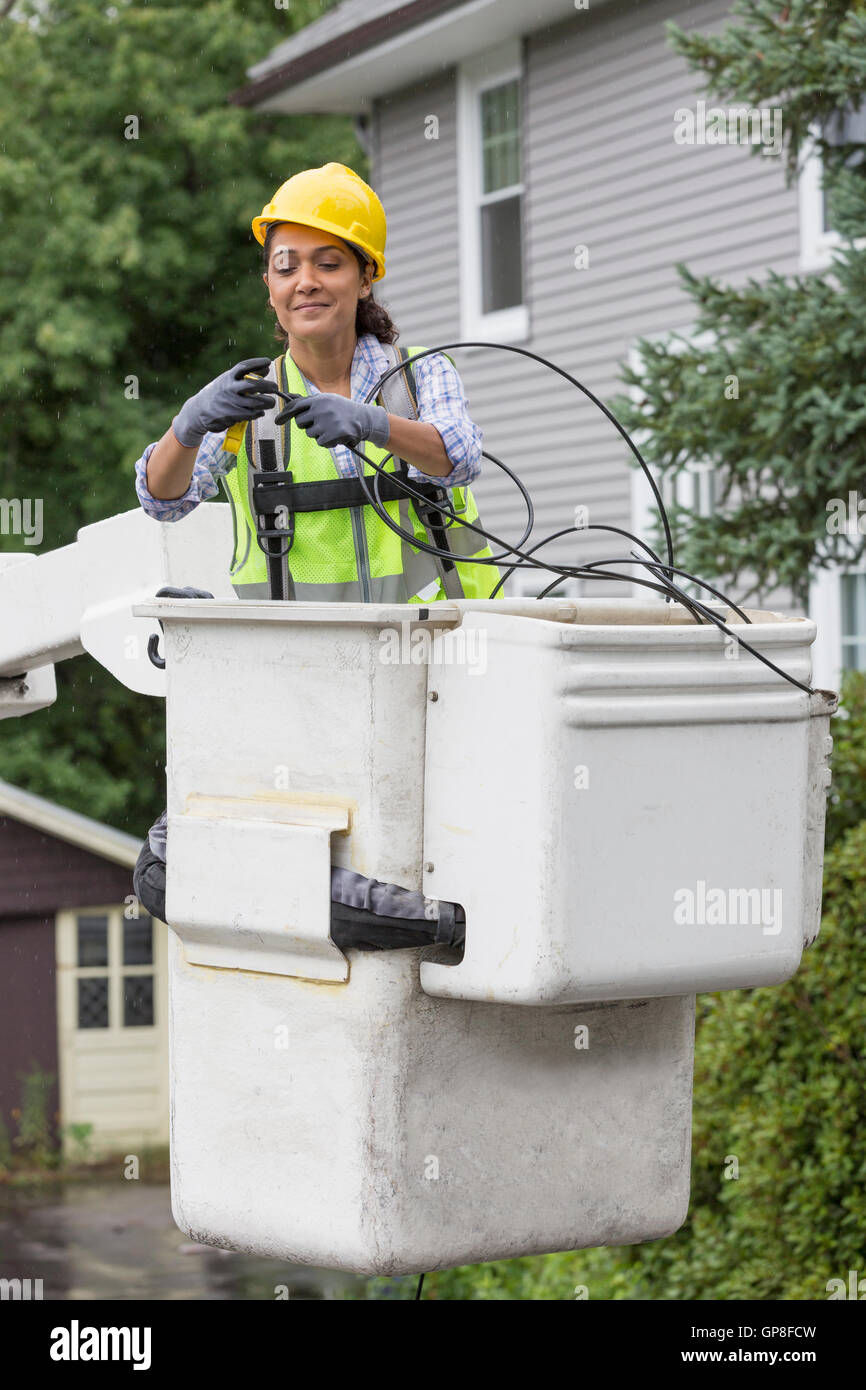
[373,0,802,599]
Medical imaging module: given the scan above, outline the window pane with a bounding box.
[77,915,108,967]
[78,977,109,1029]
[822,102,866,232]
[824,102,866,148]
[481,80,521,193]
[480,195,523,313]
[124,915,153,966]
[124,976,154,1028]
[841,573,866,646]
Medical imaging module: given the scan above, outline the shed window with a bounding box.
[72,909,155,1030]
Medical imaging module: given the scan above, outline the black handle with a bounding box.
[147,633,165,670]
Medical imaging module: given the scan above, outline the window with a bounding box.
[458,40,528,343]
[798,102,866,272]
[479,78,523,314]
[73,908,155,1030]
[840,572,866,672]
[809,559,866,695]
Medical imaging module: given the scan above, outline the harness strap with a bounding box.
[254,436,289,603]
[378,345,465,598]
[248,468,449,517]
[246,343,469,601]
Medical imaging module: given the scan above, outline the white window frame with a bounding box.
[457,38,529,345]
[799,124,844,273]
[798,118,866,273]
[809,552,866,696]
[58,904,158,1035]
[798,105,866,687]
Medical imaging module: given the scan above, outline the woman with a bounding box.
[135,161,499,604]
[132,162,493,948]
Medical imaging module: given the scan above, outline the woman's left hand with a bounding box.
[276,394,391,451]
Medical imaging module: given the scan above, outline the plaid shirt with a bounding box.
[134,333,483,521]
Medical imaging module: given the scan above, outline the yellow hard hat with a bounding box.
[252,162,387,281]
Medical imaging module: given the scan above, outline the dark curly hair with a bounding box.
[261,222,398,346]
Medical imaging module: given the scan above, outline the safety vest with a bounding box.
[220,344,503,603]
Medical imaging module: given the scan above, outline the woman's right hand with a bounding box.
[172,357,277,448]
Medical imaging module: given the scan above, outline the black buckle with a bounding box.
[253,469,295,558]
[413,483,454,529]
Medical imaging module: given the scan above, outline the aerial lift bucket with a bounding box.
[129,593,834,1276]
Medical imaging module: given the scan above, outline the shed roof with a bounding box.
[0,779,142,869]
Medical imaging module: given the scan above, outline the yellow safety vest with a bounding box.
[220,344,502,603]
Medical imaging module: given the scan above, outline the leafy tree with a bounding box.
[0,0,352,831]
[610,0,866,608]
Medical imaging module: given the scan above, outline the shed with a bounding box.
[0,780,168,1161]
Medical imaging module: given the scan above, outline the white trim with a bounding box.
[808,563,843,694]
[56,904,169,1158]
[457,40,530,346]
[809,558,866,696]
[0,777,141,867]
[798,122,866,273]
[798,126,843,272]
[245,0,600,115]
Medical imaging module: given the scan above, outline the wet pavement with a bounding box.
[0,1180,365,1300]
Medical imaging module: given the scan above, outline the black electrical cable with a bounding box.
[570,557,814,694]
[351,443,719,615]
[361,340,675,579]
[577,547,752,624]
[348,438,805,684]
[492,523,665,601]
[372,445,536,563]
[258,347,814,693]
[357,343,813,693]
[494,523,714,626]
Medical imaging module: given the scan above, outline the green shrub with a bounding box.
[12,1064,58,1169]
[825,670,866,851]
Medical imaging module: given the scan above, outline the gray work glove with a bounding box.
[172,357,277,449]
[276,392,390,451]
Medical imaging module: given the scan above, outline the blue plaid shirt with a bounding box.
[134,333,483,520]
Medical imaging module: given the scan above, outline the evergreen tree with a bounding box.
[610,0,866,609]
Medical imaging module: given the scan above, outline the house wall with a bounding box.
[373,0,803,593]
[0,814,135,1146]
[0,914,59,1143]
[0,815,134,918]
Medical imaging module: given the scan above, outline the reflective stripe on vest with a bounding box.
[220,344,502,602]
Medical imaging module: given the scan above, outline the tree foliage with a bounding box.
[609,0,866,607]
[0,0,352,832]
